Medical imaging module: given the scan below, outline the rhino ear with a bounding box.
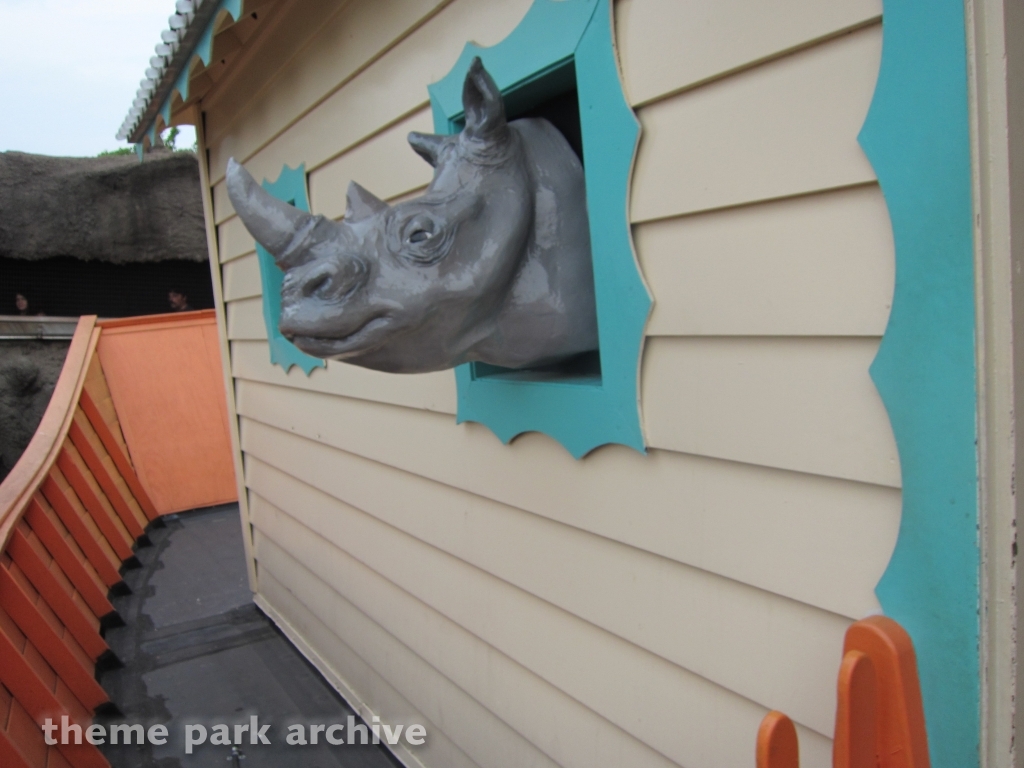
[345,181,389,223]
[408,132,446,167]
[462,57,508,144]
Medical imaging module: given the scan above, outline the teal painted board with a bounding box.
[253,164,326,376]
[860,1,979,765]
[152,0,244,143]
[428,0,597,124]
[430,0,651,458]
[194,0,243,73]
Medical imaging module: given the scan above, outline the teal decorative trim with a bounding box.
[149,0,244,145]
[860,2,978,766]
[254,164,326,376]
[194,0,243,69]
[174,66,191,107]
[429,0,651,458]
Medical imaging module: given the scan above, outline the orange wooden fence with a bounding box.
[0,312,237,767]
[0,316,154,767]
[95,311,236,515]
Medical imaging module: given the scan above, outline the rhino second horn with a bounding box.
[345,181,389,222]
[408,132,446,167]
[225,157,317,264]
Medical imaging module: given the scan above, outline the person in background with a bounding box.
[168,289,192,312]
[14,293,44,316]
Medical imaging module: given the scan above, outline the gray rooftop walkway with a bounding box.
[97,504,401,768]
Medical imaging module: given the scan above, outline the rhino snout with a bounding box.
[283,257,369,303]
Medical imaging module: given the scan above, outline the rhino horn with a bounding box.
[345,181,389,222]
[462,57,509,146]
[408,132,446,167]
[225,157,318,266]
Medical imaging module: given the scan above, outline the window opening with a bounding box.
[454,62,602,385]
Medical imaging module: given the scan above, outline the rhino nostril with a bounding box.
[293,258,366,301]
[297,261,339,298]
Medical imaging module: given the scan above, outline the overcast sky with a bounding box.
[0,0,196,157]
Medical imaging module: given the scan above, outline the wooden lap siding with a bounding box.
[203,1,892,767]
[0,318,162,768]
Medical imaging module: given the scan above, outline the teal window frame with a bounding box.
[254,163,326,375]
[861,1,979,764]
[428,0,651,459]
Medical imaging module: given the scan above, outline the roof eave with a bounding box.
[119,0,238,146]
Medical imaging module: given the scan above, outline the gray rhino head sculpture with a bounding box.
[226,58,597,374]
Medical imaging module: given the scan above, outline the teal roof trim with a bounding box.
[120,0,244,145]
[154,0,243,140]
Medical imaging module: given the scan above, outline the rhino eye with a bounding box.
[388,211,454,265]
[405,216,436,244]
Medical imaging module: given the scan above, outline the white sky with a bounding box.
[0,0,196,156]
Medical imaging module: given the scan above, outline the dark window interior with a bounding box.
[1,256,215,317]
[517,87,583,164]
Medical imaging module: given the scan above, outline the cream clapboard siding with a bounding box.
[201,0,893,766]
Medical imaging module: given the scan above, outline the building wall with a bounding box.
[200,1,894,766]
[968,0,1024,762]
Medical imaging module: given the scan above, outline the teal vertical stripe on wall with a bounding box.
[860,1,979,765]
[255,164,326,376]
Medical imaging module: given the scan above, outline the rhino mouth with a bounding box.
[285,314,392,358]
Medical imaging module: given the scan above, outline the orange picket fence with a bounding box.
[0,312,236,768]
[757,615,931,768]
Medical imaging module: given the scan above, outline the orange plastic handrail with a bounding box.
[96,307,215,330]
